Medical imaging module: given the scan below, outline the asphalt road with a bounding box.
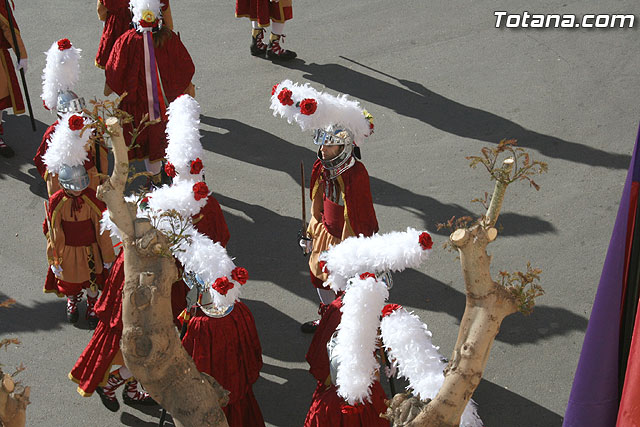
[1,0,639,426]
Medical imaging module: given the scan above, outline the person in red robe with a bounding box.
[236,0,296,60]
[0,1,27,157]
[304,296,389,426]
[104,0,194,185]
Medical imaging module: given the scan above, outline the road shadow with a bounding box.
[278,58,630,170]
[388,268,587,345]
[201,116,555,236]
[0,115,51,199]
[474,378,563,426]
[0,291,68,334]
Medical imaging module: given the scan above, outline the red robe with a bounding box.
[70,194,229,396]
[0,1,24,114]
[181,302,265,427]
[236,0,292,27]
[33,121,58,179]
[95,0,171,69]
[105,28,194,161]
[304,297,389,426]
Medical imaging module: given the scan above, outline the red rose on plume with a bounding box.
[300,98,317,115]
[271,84,279,95]
[190,158,203,174]
[57,38,72,51]
[382,303,403,318]
[318,260,328,273]
[193,182,209,201]
[278,88,294,106]
[68,115,84,131]
[212,277,234,296]
[164,162,176,178]
[141,197,149,204]
[419,232,433,250]
[231,267,249,285]
[359,272,376,281]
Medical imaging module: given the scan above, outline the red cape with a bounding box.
[33,121,58,178]
[310,159,379,237]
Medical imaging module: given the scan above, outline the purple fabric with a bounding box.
[563,124,640,426]
[146,31,160,120]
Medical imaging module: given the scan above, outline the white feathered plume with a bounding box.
[130,0,163,23]
[164,94,204,181]
[145,179,207,218]
[320,227,433,292]
[380,307,483,427]
[334,275,389,404]
[41,39,81,110]
[270,79,373,145]
[42,112,91,174]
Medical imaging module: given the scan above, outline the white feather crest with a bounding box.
[270,79,372,145]
[100,195,138,242]
[165,95,204,179]
[320,228,433,292]
[42,112,91,174]
[334,276,389,405]
[130,0,163,22]
[380,308,483,427]
[146,179,207,218]
[41,40,81,110]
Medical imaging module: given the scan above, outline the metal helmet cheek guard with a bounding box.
[184,271,234,318]
[58,164,89,191]
[316,127,356,178]
[56,90,86,114]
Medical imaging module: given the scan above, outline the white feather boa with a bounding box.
[380,308,483,427]
[270,79,372,145]
[146,179,207,218]
[42,112,91,174]
[334,276,389,405]
[320,228,432,292]
[165,95,204,180]
[41,40,81,111]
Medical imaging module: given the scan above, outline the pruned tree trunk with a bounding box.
[0,371,30,427]
[385,158,521,427]
[97,118,229,427]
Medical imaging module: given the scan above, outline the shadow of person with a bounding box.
[0,291,68,334]
[388,268,587,345]
[200,117,555,236]
[277,58,630,170]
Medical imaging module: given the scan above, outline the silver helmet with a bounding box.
[56,90,86,114]
[327,330,340,385]
[314,126,356,178]
[183,271,234,318]
[58,164,89,191]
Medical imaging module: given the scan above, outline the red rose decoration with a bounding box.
[278,88,294,106]
[382,303,403,318]
[359,272,376,281]
[190,158,203,174]
[192,182,209,201]
[271,84,279,95]
[141,197,149,204]
[212,277,234,296]
[419,232,433,250]
[300,98,317,115]
[68,115,84,131]
[318,260,328,273]
[57,38,72,51]
[164,162,176,178]
[231,267,249,285]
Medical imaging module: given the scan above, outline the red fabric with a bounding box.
[304,297,389,426]
[34,121,58,178]
[105,28,194,161]
[310,159,379,237]
[193,195,230,247]
[618,294,640,425]
[69,251,124,395]
[322,197,345,238]
[182,302,265,427]
[95,0,131,68]
[236,0,292,27]
[61,219,97,247]
[44,268,105,297]
[304,381,389,427]
[0,49,24,114]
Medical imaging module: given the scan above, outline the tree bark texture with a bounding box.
[98,118,229,427]
[0,372,29,427]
